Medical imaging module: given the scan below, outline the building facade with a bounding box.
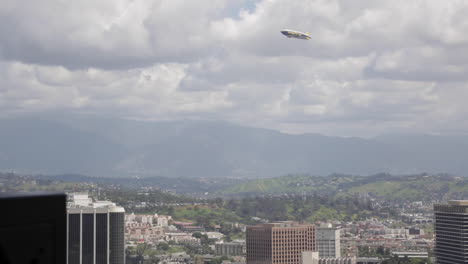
[434,200,468,264]
[246,222,316,264]
[391,251,428,259]
[316,227,341,258]
[215,242,245,256]
[67,194,125,264]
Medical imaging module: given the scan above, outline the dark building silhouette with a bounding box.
[434,200,468,264]
[67,194,125,264]
[0,192,66,264]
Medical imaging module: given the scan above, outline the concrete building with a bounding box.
[216,242,245,256]
[392,251,428,258]
[246,221,316,264]
[383,228,408,238]
[408,227,424,236]
[165,232,200,244]
[434,200,468,264]
[155,214,170,227]
[316,226,341,258]
[301,251,355,264]
[67,193,125,264]
[301,251,319,264]
[204,232,225,240]
[318,258,356,264]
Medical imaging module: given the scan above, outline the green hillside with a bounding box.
[219,173,468,201]
[220,174,343,195]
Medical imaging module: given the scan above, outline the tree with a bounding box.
[214,198,224,207]
[358,246,370,257]
[194,256,204,264]
[135,243,149,264]
[376,246,385,256]
[157,242,169,251]
[192,232,203,239]
[126,246,136,256]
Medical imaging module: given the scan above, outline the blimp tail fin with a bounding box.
[306,32,311,36]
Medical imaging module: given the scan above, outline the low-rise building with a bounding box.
[166,232,200,244]
[392,251,428,258]
[215,242,245,256]
[301,251,356,264]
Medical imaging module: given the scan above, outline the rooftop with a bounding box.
[448,200,468,206]
[67,193,124,213]
[249,221,314,229]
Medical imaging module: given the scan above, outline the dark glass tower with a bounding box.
[67,194,125,264]
[109,212,125,264]
[0,192,66,264]
[434,200,468,264]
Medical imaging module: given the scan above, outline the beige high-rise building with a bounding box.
[316,226,340,258]
[246,222,316,264]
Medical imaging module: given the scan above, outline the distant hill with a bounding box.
[37,173,241,195]
[219,173,468,201]
[0,118,127,176]
[27,172,468,202]
[1,116,468,178]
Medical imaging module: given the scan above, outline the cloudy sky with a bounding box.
[1,0,468,137]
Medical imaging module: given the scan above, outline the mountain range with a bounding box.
[0,115,467,178]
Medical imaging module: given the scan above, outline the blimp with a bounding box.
[280,29,311,40]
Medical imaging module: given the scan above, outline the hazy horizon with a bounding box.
[1,117,467,178]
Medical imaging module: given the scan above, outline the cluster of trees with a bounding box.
[382,256,430,264]
[358,246,392,257]
[0,172,87,192]
[126,243,159,264]
[102,188,194,208]
[189,232,216,254]
[224,194,376,222]
[129,193,393,233]
[358,246,431,264]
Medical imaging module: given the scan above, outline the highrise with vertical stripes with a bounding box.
[434,200,468,264]
[67,194,125,264]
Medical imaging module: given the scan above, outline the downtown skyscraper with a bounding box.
[67,194,125,264]
[434,200,468,264]
[246,221,316,264]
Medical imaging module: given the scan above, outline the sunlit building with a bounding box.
[246,221,316,264]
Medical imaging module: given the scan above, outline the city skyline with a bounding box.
[1,0,467,263]
[0,174,441,264]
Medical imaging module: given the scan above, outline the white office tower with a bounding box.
[316,225,341,258]
[157,216,169,227]
[67,193,125,264]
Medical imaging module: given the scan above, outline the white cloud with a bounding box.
[0,61,232,119]
[1,0,468,136]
